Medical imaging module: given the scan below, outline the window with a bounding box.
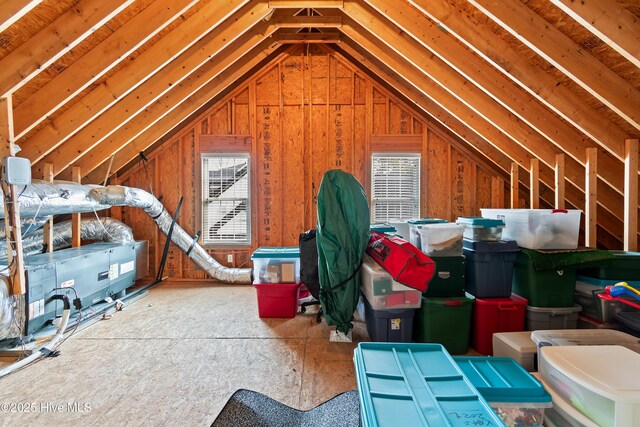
[371,153,420,222]
[201,154,250,245]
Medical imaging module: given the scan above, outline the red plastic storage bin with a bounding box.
[472,293,528,355]
[254,283,301,318]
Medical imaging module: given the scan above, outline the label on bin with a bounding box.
[390,318,401,330]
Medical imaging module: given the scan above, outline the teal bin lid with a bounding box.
[370,223,397,233]
[407,218,447,225]
[456,216,505,227]
[251,247,300,259]
[354,343,504,426]
[453,357,552,404]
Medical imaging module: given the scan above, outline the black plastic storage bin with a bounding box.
[615,312,640,338]
[363,297,415,342]
[463,239,519,298]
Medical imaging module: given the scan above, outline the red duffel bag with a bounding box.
[366,231,435,292]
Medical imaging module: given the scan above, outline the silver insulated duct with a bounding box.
[0,181,251,283]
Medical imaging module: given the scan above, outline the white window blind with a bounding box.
[201,154,250,245]
[371,154,420,222]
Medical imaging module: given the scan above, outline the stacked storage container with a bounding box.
[360,255,421,342]
[576,250,640,332]
[354,342,504,427]
[454,356,552,426]
[252,247,301,318]
[457,216,527,355]
[481,209,585,333]
[413,220,472,354]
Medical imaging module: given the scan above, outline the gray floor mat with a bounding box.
[212,389,360,427]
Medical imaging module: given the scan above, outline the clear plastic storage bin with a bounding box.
[531,329,640,356]
[456,216,505,241]
[540,345,640,427]
[407,218,447,249]
[252,247,300,284]
[360,255,422,310]
[419,223,464,257]
[454,356,552,427]
[480,209,582,250]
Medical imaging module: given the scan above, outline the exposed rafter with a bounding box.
[13,0,200,138]
[0,0,135,97]
[468,0,640,131]
[549,0,640,69]
[0,0,43,33]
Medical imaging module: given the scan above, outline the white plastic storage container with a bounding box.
[540,345,640,427]
[251,247,300,284]
[531,329,640,355]
[419,223,464,257]
[532,373,599,427]
[492,331,538,372]
[388,220,410,240]
[360,255,422,310]
[480,208,582,250]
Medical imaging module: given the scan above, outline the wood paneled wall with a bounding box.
[117,45,506,280]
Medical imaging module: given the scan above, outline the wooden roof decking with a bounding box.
[0,0,638,248]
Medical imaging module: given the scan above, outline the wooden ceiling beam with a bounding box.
[549,0,640,69]
[82,40,283,184]
[268,1,343,7]
[340,17,633,243]
[407,0,633,164]
[0,0,43,33]
[19,0,252,165]
[336,40,512,177]
[0,0,134,97]
[13,0,200,138]
[34,2,273,178]
[359,0,624,197]
[468,0,640,131]
[273,13,342,27]
[60,24,277,179]
[278,32,341,43]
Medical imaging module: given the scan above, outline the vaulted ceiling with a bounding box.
[0,0,638,248]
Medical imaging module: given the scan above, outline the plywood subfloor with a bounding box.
[0,281,368,426]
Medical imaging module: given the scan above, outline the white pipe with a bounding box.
[0,298,70,379]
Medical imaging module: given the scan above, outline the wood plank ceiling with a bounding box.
[0,0,638,248]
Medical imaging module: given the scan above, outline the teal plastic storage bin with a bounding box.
[252,247,300,284]
[457,217,505,241]
[370,223,397,234]
[354,342,504,427]
[454,356,552,427]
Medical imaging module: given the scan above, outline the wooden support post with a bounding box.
[510,162,519,208]
[72,166,82,247]
[42,163,54,253]
[530,158,539,209]
[585,148,598,247]
[624,139,638,251]
[491,176,504,208]
[0,96,25,295]
[555,154,565,209]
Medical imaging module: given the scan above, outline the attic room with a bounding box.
[0,0,639,425]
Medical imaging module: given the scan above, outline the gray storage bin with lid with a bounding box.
[525,304,582,331]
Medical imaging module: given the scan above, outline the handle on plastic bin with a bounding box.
[551,209,568,214]
[444,300,462,306]
[498,304,517,311]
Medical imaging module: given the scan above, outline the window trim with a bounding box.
[201,153,251,246]
[370,152,421,223]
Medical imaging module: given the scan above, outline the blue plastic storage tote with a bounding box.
[354,342,504,427]
[463,239,519,298]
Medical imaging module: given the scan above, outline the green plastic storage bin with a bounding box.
[579,250,640,281]
[414,293,475,354]
[512,252,577,307]
[424,255,466,298]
